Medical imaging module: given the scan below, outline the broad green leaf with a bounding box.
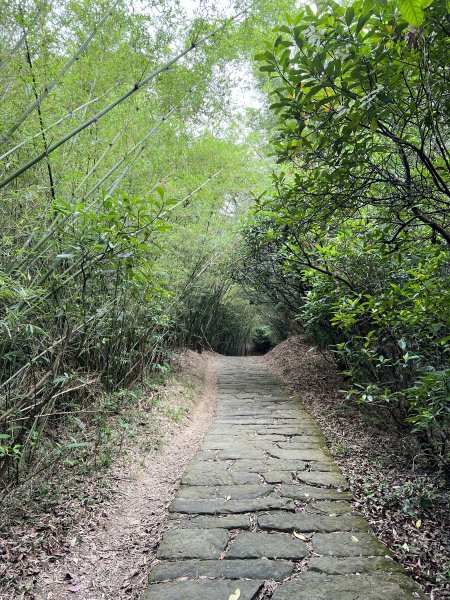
[345,6,355,25]
[355,13,370,34]
[398,0,431,26]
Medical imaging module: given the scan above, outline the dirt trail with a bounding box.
[32,351,219,600]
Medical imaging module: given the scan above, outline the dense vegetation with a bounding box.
[241,0,450,471]
[0,0,297,489]
[0,0,448,508]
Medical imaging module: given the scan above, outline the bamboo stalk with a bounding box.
[85,104,180,200]
[0,0,121,144]
[0,97,100,163]
[160,169,224,216]
[0,5,250,191]
[17,168,225,310]
[0,7,43,71]
[70,95,146,198]
[0,298,117,396]
[8,102,183,277]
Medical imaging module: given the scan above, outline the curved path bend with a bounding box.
[142,356,426,600]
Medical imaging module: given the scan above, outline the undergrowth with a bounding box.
[0,360,204,597]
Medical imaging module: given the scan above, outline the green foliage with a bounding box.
[0,0,280,488]
[370,476,445,517]
[240,0,450,469]
[251,324,280,353]
[398,0,432,25]
[174,280,256,355]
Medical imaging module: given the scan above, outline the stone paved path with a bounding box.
[142,357,426,600]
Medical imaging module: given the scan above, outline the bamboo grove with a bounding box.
[0,0,295,488]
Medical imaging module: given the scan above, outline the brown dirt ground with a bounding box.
[0,350,218,600]
[263,335,449,600]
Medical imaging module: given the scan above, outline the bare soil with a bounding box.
[263,335,449,600]
[0,350,218,600]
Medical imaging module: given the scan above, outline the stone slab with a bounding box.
[262,427,322,436]
[175,515,251,529]
[142,579,264,600]
[171,495,295,514]
[203,440,279,451]
[277,439,324,448]
[176,484,274,500]
[149,559,294,582]
[308,556,404,575]
[231,459,335,473]
[280,485,352,501]
[295,471,349,490]
[213,449,266,459]
[261,470,294,484]
[310,501,352,514]
[313,532,392,557]
[227,531,308,559]
[156,529,228,560]
[271,572,427,599]
[230,459,306,473]
[182,470,261,486]
[258,513,368,533]
[268,449,331,462]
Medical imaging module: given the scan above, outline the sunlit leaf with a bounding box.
[398,0,431,26]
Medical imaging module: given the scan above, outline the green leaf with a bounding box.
[259,65,276,72]
[398,0,431,26]
[66,441,91,449]
[254,51,273,61]
[345,6,355,26]
[398,339,407,351]
[370,117,378,133]
[355,13,370,34]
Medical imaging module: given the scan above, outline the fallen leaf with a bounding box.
[351,535,359,543]
[229,589,241,600]
[293,530,308,541]
[415,519,422,529]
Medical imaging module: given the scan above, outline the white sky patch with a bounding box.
[228,61,265,113]
[179,0,236,19]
